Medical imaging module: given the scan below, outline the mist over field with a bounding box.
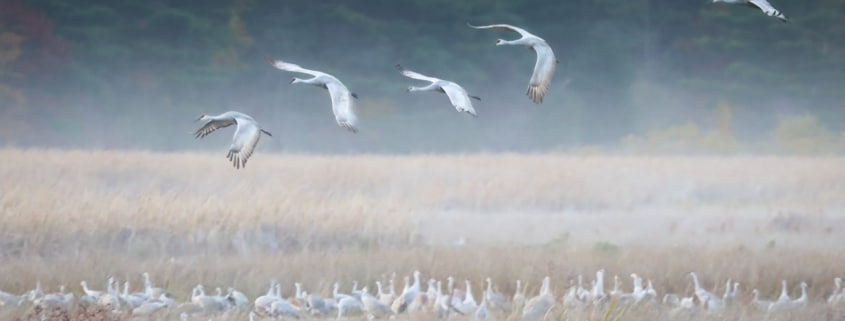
[2,1,845,321]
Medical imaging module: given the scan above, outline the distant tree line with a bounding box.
[1,0,843,151]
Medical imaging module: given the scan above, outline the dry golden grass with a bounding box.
[1,148,844,320]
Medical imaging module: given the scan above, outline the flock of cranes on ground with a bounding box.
[2,270,842,320]
[193,0,788,169]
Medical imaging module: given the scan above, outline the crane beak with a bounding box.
[289,77,297,84]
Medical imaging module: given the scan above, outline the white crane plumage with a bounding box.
[395,64,480,117]
[194,111,272,169]
[522,276,554,321]
[267,57,359,133]
[829,277,843,305]
[468,23,557,104]
[712,0,788,22]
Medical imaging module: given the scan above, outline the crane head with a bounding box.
[195,114,207,122]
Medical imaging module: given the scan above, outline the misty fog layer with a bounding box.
[1,0,843,153]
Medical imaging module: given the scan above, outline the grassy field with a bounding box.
[1,148,844,320]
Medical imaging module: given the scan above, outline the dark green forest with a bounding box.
[1,0,844,153]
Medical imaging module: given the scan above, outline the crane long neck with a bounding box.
[295,76,323,86]
[409,83,438,92]
[499,38,530,46]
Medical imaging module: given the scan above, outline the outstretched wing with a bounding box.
[194,118,235,139]
[227,117,262,169]
[467,23,534,39]
[395,64,440,83]
[527,43,556,104]
[441,82,477,117]
[747,0,788,22]
[325,78,358,133]
[266,57,324,77]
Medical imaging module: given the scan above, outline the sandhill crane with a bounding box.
[689,272,717,305]
[663,292,696,318]
[306,292,331,316]
[434,281,451,318]
[80,280,104,299]
[591,269,607,303]
[360,287,392,318]
[336,294,363,319]
[751,289,773,311]
[98,278,125,311]
[723,281,739,308]
[120,281,145,309]
[609,275,622,298]
[132,294,172,317]
[777,280,791,303]
[227,287,249,309]
[376,281,395,308]
[0,288,23,306]
[350,281,364,300]
[522,276,554,321]
[26,281,44,303]
[254,280,280,316]
[475,292,489,321]
[423,279,437,310]
[629,274,647,304]
[455,279,478,314]
[662,293,681,308]
[563,285,585,309]
[712,0,788,22]
[194,111,272,169]
[829,277,842,305]
[484,277,510,313]
[34,285,73,312]
[792,282,807,307]
[142,272,167,299]
[642,279,658,304]
[512,280,526,312]
[575,275,588,302]
[767,280,795,312]
[392,270,422,314]
[191,284,227,313]
[267,57,359,133]
[270,295,304,318]
[468,23,557,104]
[784,282,808,309]
[448,276,465,305]
[395,64,480,117]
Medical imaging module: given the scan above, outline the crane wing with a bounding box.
[467,23,534,39]
[527,43,556,104]
[267,57,324,77]
[325,79,358,133]
[441,82,477,117]
[747,0,788,22]
[227,117,262,169]
[395,64,440,83]
[194,118,235,139]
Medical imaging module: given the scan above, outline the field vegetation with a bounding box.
[1,149,844,320]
